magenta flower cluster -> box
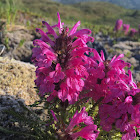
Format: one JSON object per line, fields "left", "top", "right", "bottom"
{"left": 32, "top": 12, "right": 94, "bottom": 104}
{"left": 83, "top": 50, "right": 140, "bottom": 139}
{"left": 114, "top": 19, "right": 123, "bottom": 32}
{"left": 123, "top": 24, "right": 130, "bottom": 35}
{"left": 114, "top": 19, "right": 140, "bottom": 36}
{"left": 51, "top": 107, "right": 99, "bottom": 139}
{"left": 32, "top": 13, "right": 140, "bottom": 140}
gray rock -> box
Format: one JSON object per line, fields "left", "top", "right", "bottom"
{"left": 113, "top": 42, "right": 132, "bottom": 50}
{"left": 129, "top": 57, "right": 139, "bottom": 67}
{"left": 0, "top": 95, "right": 47, "bottom": 140}
{"left": 134, "top": 54, "right": 140, "bottom": 61}
{"left": 123, "top": 49, "right": 133, "bottom": 58}
{"left": 135, "top": 72, "right": 140, "bottom": 82}
{"left": 0, "top": 44, "right": 5, "bottom": 55}
{"left": 2, "top": 29, "right": 34, "bottom": 62}
{"left": 0, "top": 95, "right": 29, "bottom": 139}
{"left": 8, "top": 41, "right": 34, "bottom": 62}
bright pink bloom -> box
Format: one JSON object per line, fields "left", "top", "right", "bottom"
{"left": 122, "top": 127, "right": 136, "bottom": 140}
{"left": 66, "top": 107, "right": 93, "bottom": 132}
{"left": 68, "top": 107, "right": 99, "bottom": 140}
{"left": 84, "top": 49, "right": 131, "bottom": 102}
{"left": 129, "top": 28, "right": 138, "bottom": 37}
{"left": 32, "top": 12, "right": 94, "bottom": 104}
{"left": 123, "top": 24, "right": 130, "bottom": 35}
{"left": 50, "top": 110, "right": 58, "bottom": 122}
{"left": 49, "top": 63, "right": 65, "bottom": 83}
{"left": 114, "top": 19, "right": 123, "bottom": 31}
{"left": 99, "top": 93, "right": 140, "bottom": 139}
{"left": 51, "top": 107, "right": 99, "bottom": 140}
{"left": 81, "top": 48, "right": 140, "bottom": 139}
{"left": 72, "top": 124, "right": 99, "bottom": 140}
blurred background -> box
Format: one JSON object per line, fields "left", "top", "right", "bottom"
{"left": 1, "top": 0, "right": 140, "bottom": 30}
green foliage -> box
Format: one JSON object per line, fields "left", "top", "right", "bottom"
{"left": 0, "top": 0, "right": 140, "bottom": 37}
{"left": 1, "top": 0, "right": 139, "bottom": 28}
{"left": 19, "top": 39, "right": 25, "bottom": 47}
{"left": 0, "top": 106, "right": 53, "bottom": 139}
{"left": 26, "top": 96, "right": 123, "bottom": 139}
{"left": 4, "top": 37, "right": 10, "bottom": 50}
{"left": 125, "top": 51, "right": 131, "bottom": 58}
{"left": 0, "top": 0, "right": 21, "bottom": 24}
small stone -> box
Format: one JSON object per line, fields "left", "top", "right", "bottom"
{"left": 134, "top": 54, "right": 140, "bottom": 61}
{"left": 129, "top": 57, "right": 138, "bottom": 66}
{"left": 113, "top": 42, "right": 132, "bottom": 50}
{"left": 123, "top": 50, "right": 132, "bottom": 58}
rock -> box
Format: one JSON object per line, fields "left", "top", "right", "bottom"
{"left": 5, "top": 41, "right": 34, "bottom": 62}
{"left": 0, "top": 57, "right": 39, "bottom": 105}
{"left": 6, "top": 29, "right": 33, "bottom": 43}
{"left": 129, "top": 57, "right": 139, "bottom": 67}
{"left": 123, "top": 50, "right": 132, "bottom": 58}
{"left": 134, "top": 54, "right": 140, "bottom": 61}
{"left": 0, "top": 95, "right": 47, "bottom": 140}
{"left": 0, "top": 95, "right": 30, "bottom": 139}
{"left": 0, "top": 44, "right": 5, "bottom": 55}
{"left": 135, "top": 72, "right": 140, "bottom": 82}
{"left": 113, "top": 42, "right": 132, "bottom": 50}
{"left": 2, "top": 29, "right": 34, "bottom": 62}
{"left": 125, "top": 41, "right": 140, "bottom": 47}
{"left": 95, "top": 35, "right": 101, "bottom": 41}
{"left": 115, "top": 48, "right": 123, "bottom": 55}
{"left": 0, "top": 57, "right": 49, "bottom": 139}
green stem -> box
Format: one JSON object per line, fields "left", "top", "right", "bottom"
{"left": 88, "top": 97, "right": 104, "bottom": 116}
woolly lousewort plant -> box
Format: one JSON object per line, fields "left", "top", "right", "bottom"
{"left": 32, "top": 12, "right": 94, "bottom": 104}
{"left": 114, "top": 19, "right": 123, "bottom": 32}
{"left": 32, "top": 13, "right": 140, "bottom": 140}
{"left": 51, "top": 107, "right": 99, "bottom": 140}
{"left": 123, "top": 24, "right": 130, "bottom": 35}
{"left": 129, "top": 28, "right": 138, "bottom": 37}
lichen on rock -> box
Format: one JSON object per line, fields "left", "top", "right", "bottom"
{"left": 0, "top": 57, "right": 39, "bottom": 105}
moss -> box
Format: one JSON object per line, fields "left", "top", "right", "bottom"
{"left": 0, "top": 57, "right": 39, "bottom": 105}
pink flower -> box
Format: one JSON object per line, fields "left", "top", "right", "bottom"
{"left": 83, "top": 49, "right": 140, "bottom": 139}
{"left": 51, "top": 107, "right": 99, "bottom": 140}
{"left": 68, "top": 107, "right": 99, "bottom": 140}
{"left": 72, "top": 124, "right": 99, "bottom": 140}
{"left": 50, "top": 110, "right": 58, "bottom": 122}
{"left": 114, "top": 19, "right": 123, "bottom": 31}
{"left": 123, "top": 24, "right": 130, "bottom": 35}
{"left": 84, "top": 49, "right": 131, "bottom": 102}
{"left": 127, "top": 70, "right": 137, "bottom": 89}
{"left": 49, "top": 63, "right": 65, "bottom": 83}
{"left": 129, "top": 28, "right": 138, "bottom": 37}
{"left": 66, "top": 107, "right": 93, "bottom": 132}
{"left": 32, "top": 12, "right": 94, "bottom": 104}
{"left": 122, "top": 127, "right": 136, "bottom": 140}
{"left": 99, "top": 89, "right": 140, "bottom": 139}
